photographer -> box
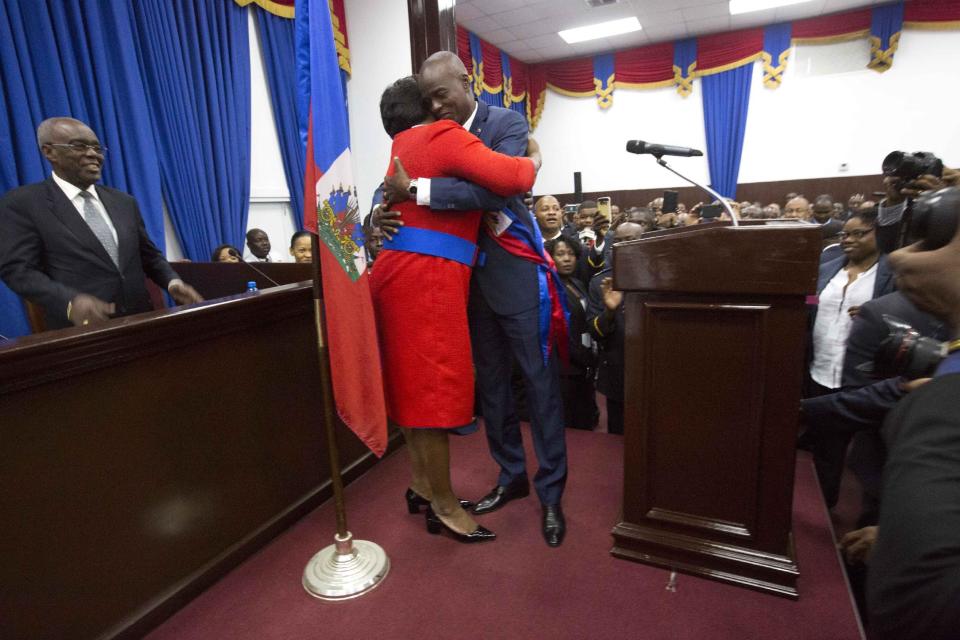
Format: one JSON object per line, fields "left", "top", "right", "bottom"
{"left": 877, "top": 151, "right": 960, "bottom": 254}
{"left": 865, "top": 187, "right": 960, "bottom": 639}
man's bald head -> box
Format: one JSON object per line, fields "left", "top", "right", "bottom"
{"left": 421, "top": 51, "right": 468, "bottom": 76}
{"left": 614, "top": 222, "right": 644, "bottom": 243}
{"left": 37, "top": 117, "right": 91, "bottom": 147}
{"left": 37, "top": 117, "right": 104, "bottom": 189}
{"left": 418, "top": 51, "right": 475, "bottom": 125}
{"left": 784, "top": 196, "right": 811, "bottom": 220}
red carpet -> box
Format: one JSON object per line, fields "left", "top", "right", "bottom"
{"left": 147, "top": 428, "right": 863, "bottom": 640}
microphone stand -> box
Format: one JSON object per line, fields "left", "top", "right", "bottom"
{"left": 652, "top": 156, "right": 739, "bottom": 227}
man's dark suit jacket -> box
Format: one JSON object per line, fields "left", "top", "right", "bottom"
{"left": 0, "top": 178, "right": 179, "bottom": 329}
{"left": 802, "top": 292, "right": 948, "bottom": 520}
{"left": 427, "top": 100, "right": 538, "bottom": 315}
{"left": 803, "top": 292, "right": 946, "bottom": 436}
{"left": 586, "top": 268, "right": 624, "bottom": 402}
{"left": 867, "top": 371, "right": 960, "bottom": 640}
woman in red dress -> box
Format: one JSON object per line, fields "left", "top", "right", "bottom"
{"left": 371, "top": 77, "right": 539, "bottom": 542}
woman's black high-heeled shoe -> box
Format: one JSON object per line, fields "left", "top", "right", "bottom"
{"left": 405, "top": 489, "right": 474, "bottom": 514}
{"left": 425, "top": 506, "right": 496, "bottom": 543}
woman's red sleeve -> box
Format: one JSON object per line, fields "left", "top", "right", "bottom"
{"left": 430, "top": 122, "right": 535, "bottom": 197}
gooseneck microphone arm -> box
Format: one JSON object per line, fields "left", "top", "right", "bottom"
{"left": 653, "top": 157, "right": 739, "bottom": 227}
{"left": 228, "top": 249, "right": 281, "bottom": 286}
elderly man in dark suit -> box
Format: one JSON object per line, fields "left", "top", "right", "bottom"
{"left": 0, "top": 117, "right": 201, "bottom": 329}
{"left": 379, "top": 52, "right": 568, "bottom": 546}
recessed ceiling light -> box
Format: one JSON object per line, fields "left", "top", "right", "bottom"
{"left": 729, "top": 0, "right": 812, "bottom": 15}
{"left": 558, "top": 17, "right": 642, "bottom": 44}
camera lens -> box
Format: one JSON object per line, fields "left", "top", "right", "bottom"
{"left": 909, "top": 187, "right": 960, "bottom": 250}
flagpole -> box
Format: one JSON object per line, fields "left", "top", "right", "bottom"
{"left": 302, "top": 235, "right": 389, "bottom": 600}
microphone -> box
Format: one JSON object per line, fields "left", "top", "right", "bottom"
{"left": 626, "top": 140, "right": 703, "bottom": 158}
{"left": 229, "top": 249, "right": 281, "bottom": 287}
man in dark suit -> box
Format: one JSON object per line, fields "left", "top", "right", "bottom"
{"left": 586, "top": 222, "right": 644, "bottom": 435}
{"left": 866, "top": 211, "right": 960, "bottom": 639}
{"left": 0, "top": 117, "right": 201, "bottom": 330}
{"left": 380, "top": 53, "right": 568, "bottom": 546}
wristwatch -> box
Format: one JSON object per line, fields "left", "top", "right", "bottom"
{"left": 408, "top": 179, "right": 418, "bottom": 198}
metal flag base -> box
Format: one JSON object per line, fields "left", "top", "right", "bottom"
{"left": 302, "top": 531, "right": 390, "bottom": 601}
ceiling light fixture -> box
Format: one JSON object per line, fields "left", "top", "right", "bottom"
{"left": 729, "top": 0, "right": 812, "bottom": 15}
{"left": 558, "top": 17, "right": 641, "bottom": 44}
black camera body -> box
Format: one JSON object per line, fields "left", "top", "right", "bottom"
{"left": 905, "top": 187, "right": 960, "bottom": 251}
{"left": 872, "top": 315, "right": 948, "bottom": 379}
{"left": 883, "top": 151, "right": 944, "bottom": 181}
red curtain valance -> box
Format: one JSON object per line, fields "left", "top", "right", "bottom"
{"left": 455, "top": 0, "right": 960, "bottom": 130}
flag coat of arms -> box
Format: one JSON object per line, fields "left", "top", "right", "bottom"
{"left": 296, "top": 0, "right": 387, "bottom": 456}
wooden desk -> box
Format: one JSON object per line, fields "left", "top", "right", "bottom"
{"left": 0, "top": 283, "right": 394, "bottom": 640}
{"left": 170, "top": 262, "right": 313, "bottom": 300}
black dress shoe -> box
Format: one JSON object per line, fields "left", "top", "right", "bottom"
{"left": 542, "top": 504, "right": 566, "bottom": 547}
{"left": 472, "top": 480, "right": 530, "bottom": 515}
{"left": 425, "top": 507, "right": 496, "bottom": 543}
{"left": 405, "top": 489, "right": 475, "bottom": 514}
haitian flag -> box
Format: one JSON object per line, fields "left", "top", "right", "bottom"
{"left": 296, "top": 0, "right": 387, "bottom": 456}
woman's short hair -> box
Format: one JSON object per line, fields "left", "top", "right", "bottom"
{"left": 380, "top": 76, "right": 429, "bottom": 138}
{"left": 211, "top": 244, "right": 240, "bottom": 262}
{"left": 546, "top": 236, "right": 582, "bottom": 259}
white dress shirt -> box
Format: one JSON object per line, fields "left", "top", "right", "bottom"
{"left": 51, "top": 171, "right": 118, "bottom": 245}
{"left": 810, "top": 262, "right": 879, "bottom": 389}
{"left": 242, "top": 248, "right": 287, "bottom": 263}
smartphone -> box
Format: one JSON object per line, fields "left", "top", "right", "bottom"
{"left": 662, "top": 190, "right": 679, "bottom": 214}
{"left": 700, "top": 204, "right": 722, "bottom": 219}
{"left": 597, "top": 196, "right": 611, "bottom": 222}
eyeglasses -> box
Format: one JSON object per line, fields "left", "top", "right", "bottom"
{"left": 46, "top": 142, "right": 107, "bottom": 155}
{"left": 838, "top": 228, "right": 875, "bottom": 240}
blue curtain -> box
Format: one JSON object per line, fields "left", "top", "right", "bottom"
{"left": 701, "top": 64, "right": 753, "bottom": 199}
{"left": 132, "top": 0, "right": 252, "bottom": 260}
{"left": 255, "top": 10, "right": 305, "bottom": 229}
{"left": 0, "top": 0, "right": 164, "bottom": 338}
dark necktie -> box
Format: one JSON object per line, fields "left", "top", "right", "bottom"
{"left": 79, "top": 191, "right": 119, "bottom": 267}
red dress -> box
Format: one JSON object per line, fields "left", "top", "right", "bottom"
{"left": 370, "top": 119, "right": 536, "bottom": 428}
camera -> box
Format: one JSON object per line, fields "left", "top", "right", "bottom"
{"left": 882, "top": 151, "right": 944, "bottom": 181}
{"left": 903, "top": 186, "right": 960, "bottom": 251}
{"left": 871, "top": 315, "right": 948, "bottom": 379}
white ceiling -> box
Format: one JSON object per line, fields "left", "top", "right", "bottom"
{"left": 455, "top": 0, "right": 891, "bottom": 63}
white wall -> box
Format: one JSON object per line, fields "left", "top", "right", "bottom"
{"left": 532, "top": 29, "right": 960, "bottom": 197}
{"left": 342, "top": 0, "right": 413, "bottom": 213}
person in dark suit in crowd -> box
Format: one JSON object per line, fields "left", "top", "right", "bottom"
{"left": 211, "top": 244, "right": 242, "bottom": 262}
{"left": 0, "top": 117, "right": 202, "bottom": 330}
{"left": 806, "top": 209, "right": 894, "bottom": 505}
{"left": 547, "top": 236, "right": 597, "bottom": 431}
{"left": 289, "top": 231, "right": 312, "bottom": 264}
{"left": 812, "top": 194, "right": 844, "bottom": 263}
{"left": 803, "top": 289, "right": 945, "bottom": 617}
{"left": 866, "top": 203, "right": 960, "bottom": 639}
{"left": 587, "top": 221, "right": 644, "bottom": 435}
{"left": 378, "top": 51, "right": 569, "bottom": 546}
{"left": 534, "top": 195, "right": 577, "bottom": 245}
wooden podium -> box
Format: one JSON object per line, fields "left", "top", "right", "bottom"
{"left": 609, "top": 221, "right": 821, "bottom": 599}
